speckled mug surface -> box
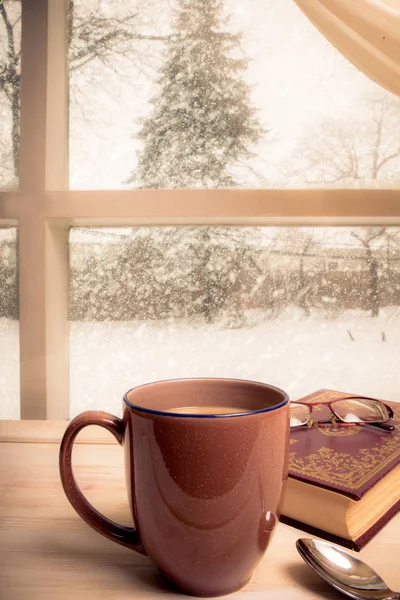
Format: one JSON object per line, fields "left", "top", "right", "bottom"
{"left": 59, "top": 378, "right": 290, "bottom": 597}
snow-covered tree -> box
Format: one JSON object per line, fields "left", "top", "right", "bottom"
{"left": 131, "top": 0, "right": 263, "bottom": 188}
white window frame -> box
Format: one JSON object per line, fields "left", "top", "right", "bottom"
{"left": 1, "top": 0, "right": 400, "bottom": 419}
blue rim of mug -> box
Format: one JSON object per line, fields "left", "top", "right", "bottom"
{"left": 123, "top": 377, "right": 289, "bottom": 418}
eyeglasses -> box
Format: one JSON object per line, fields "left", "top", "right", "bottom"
{"left": 290, "top": 396, "right": 395, "bottom": 432}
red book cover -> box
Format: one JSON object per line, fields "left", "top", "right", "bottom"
{"left": 280, "top": 389, "right": 400, "bottom": 550}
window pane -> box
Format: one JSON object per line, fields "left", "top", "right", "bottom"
{"left": 0, "top": 227, "right": 19, "bottom": 418}
{"left": 0, "top": 1, "right": 21, "bottom": 189}
{"left": 69, "top": 226, "right": 400, "bottom": 417}
{"left": 68, "top": 0, "right": 400, "bottom": 190}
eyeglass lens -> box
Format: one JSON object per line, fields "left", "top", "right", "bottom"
{"left": 289, "top": 403, "right": 310, "bottom": 427}
{"left": 332, "top": 398, "right": 390, "bottom": 423}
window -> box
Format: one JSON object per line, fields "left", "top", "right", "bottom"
{"left": 69, "top": 0, "right": 400, "bottom": 190}
{"left": 0, "top": 0, "right": 399, "bottom": 420}
{"left": 69, "top": 226, "right": 400, "bottom": 417}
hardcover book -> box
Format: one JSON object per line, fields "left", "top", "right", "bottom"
{"left": 281, "top": 389, "right": 400, "bottom": 551}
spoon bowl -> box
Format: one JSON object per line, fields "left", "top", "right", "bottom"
{"left": 296, "top": 538, "right": 400, "bottom": 600}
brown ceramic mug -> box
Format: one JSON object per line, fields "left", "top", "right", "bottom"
{"left": 59, "top": 378, "right": 289, "bottom": 597}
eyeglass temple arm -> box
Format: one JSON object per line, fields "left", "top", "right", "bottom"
{"left": 372, "top": 421, "right": 395, "bottom": 431}
{"left": 318, "top": 419, "right": 395, "bottom": 432}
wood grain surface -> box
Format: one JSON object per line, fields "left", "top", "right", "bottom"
{"left": 1, "top": 420, "right": 400, "bottom": 600}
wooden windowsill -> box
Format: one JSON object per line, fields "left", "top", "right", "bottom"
{"left": 0, "top": 419, "right": 118, "bottom": 444}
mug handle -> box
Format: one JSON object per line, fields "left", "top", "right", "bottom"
{"left": 59, "top": 410, "right": 146, "bottom": 555}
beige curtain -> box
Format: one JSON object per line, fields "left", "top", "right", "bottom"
{"left": 294, "top": 0, "right": 400, "bottom": 96}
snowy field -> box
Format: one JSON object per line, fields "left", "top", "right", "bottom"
{"left": 0, "top": 318, "right": 20, "bottom": 419}
{"left": 69, "top": 308, "right": 400, "bottom": 418}
{"left": 1, "top": 309, "right": 400, "bottom": 419}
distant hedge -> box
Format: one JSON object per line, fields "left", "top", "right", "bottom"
{"left": 68, "top": 230, "right": 265, "bottom": 323}
{"left": 0, "top": 242, "right": 18, "bottom": 319}
{"left": 68, "top": 231, "right": 400, "bottom": 322}
{"left": 2, "top": 234, "right": 400, "bottom": 322}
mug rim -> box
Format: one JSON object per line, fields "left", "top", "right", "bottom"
{"left": 123, "top": 377, "right": 289, "bottom": 418}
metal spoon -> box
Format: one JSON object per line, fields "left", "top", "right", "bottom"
{"left": 296, "top": 538, "right": 400, "bottom": 600}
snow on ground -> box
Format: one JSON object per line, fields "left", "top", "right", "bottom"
{"left": 0, "top": 318, "right": 20, "bottom": 419}
{"left": 69, "top": 307, "right": 400, "bottom": 418}
{"left": 1, "top": 308, "right": 399, "bottom": 419}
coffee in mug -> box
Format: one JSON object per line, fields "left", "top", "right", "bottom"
{"left": 166, "top": 405, "right": 250, "bottom": 414}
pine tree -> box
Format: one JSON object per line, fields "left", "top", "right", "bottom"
{"left": 131, "top": 0, "right": 263, "bottom": 188}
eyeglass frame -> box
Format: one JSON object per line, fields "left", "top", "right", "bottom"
{"left": 290, "top": 395, "right": 395, "bottom": 432}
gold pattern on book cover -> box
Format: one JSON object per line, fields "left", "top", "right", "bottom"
{"left": 289, "top": 391, "right": 400, "bottom": 490}
{"left": 317, "top": 424, "right": 360, "bottom": 436}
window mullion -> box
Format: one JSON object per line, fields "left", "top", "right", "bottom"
{"left": 18, "top": 0, "right": 69, "bottom": 419}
